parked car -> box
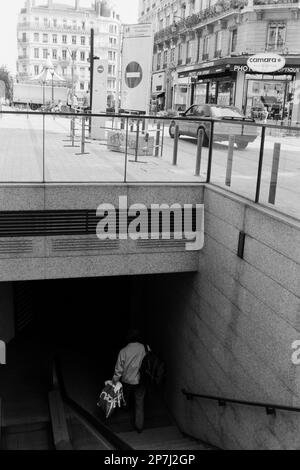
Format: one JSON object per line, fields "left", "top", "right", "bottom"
{"left": 169, "top": 104, "right": 258, "bottom": 149}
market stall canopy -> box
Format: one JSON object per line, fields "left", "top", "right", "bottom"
{"left": 31, "top": 57, "right": 65, "bottom": 83}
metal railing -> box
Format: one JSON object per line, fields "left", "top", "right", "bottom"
{"left": 0, "top": 109, "right": 299, "bottom": 220}
{"left": 182, "top": 389, "right": 300, "bottom": 417}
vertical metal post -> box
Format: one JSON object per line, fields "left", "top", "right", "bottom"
{"left": 268, "top": 142, "right": 281, "bottom": 205}
{"left": 161, "top": 122, "right": 165, "bottom": 158}
{"left": 71, "top": 116, "right": 75, "bottom": 147}
{"left": 89, "top": 28, "right": 94, "bottom": 135}
{"left": 135, "top": 119, "right": 140, "bottom": 162}
{"left": 195, "top": 129, "right": 203, "bottom": 176}
{"left": 225, "top": 135, "right": 235, "bottom": 187}
{"left": 173, "top": 124, "right": 179, "bottom": 166}
{"left": 124, "top": 117, "right": 129, "bottom": 183}
{"left": 155, "top": 122, "right": 161, "bottom": 157}
{"left": 43, "top": 114, "right": 45, "bottom": 183}
{"left": 206, "top": 121, "right": 214, "bottom": 183}
{"left": 255, "top": 126, "right": 266, "bottom": 204}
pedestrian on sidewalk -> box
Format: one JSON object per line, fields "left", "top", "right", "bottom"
{"left": 112, "top": 329, "right": 147, "bottom": 433}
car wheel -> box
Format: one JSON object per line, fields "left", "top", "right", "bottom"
{"left": 197, "top": 127, "right": 209, "bottom": 147}
{"left": 237, "top": 142, "right": 248, "bottom": 150}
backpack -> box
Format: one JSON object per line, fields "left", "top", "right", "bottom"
{"left": 140, "top": 345, "right": 166, "bottom": 386}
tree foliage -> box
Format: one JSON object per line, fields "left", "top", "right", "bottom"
{"left": 0, "top": 66, "right": 13, "bottom": 101}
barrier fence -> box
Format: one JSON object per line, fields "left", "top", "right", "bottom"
{"left": 0, "top": 110, "right": 299, "bottom": 220}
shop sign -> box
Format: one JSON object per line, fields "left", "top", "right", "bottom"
{"left": 247, "top": 53, "right": 285, "bottom": 73}
{"left": 233, "top": 64, "right": 300, "bottom": 74}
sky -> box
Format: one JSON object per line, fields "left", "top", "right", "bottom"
{"left": 0, "top": 0, "right": 139, "bottom": 74}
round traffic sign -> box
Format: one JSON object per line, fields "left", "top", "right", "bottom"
{"left": 97, "top": 65, "right": 104, "bottom": 74}
{"left": 125, "top": 62, "right": 143, "bottom": 89}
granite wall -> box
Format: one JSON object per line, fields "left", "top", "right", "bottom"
{"left": 0, "top": 283, "right": 14, "bottom": 344}
{"left": 145, "top": 186, "right": 300, "bottom": 450}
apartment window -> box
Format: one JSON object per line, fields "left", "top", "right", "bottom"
{"left": 267, "top": 23, "right": 286, "bottom": 50}
{"left": 34, "top": 65, "right": 39, "bottom": 75}
{"left": 72, "top": 36, "right": 77, "bottom": 45}
{"left": 34, "top": 33, "right": 39, "bottom": 42}
{"left": 186, "top": 41, "right": 193, "bottom": 63}
{"left": 80, "top": 82, "right": 85, "bottom": 91}
{"left": 163, "top": 50, "right": 168, "bottom": 66}
{"left": 215, "top": 30, "right": 223, "bottom": 57}
{"left": 44, "top": 18, "right": 48, "bottom": 27}
{"left": 81, "top": 36, "right": 85, "bottom": 45}
{"left": 34, "top": 48, "right": 39, "bottom": 59}
{"left": 72, "top": 51, "right": 77, "bottom": 61}
{"left": 157, "top": 52, "right": 161, "bottom": 70}
{"left": 52, "top": 34, "right": 57, "bottom": 44}
{"left": 62, "top": 67, "right": 67, "bottom": 76}
{"left": 53, "top": 19, "right": 57, "bottom": 27}
{"left": 108, "top": 51, "right": 112, "bottom": 60}
{"left": 35, "top": 17, "right": 39, "bottom": 25}
{"left": 203, "top": 35, "right": 210, "bottom": 59}
{"left": 170, "top": 47, "right": 175, "bottom": 64}
{"left": 22, "top": 33, "right": 27, "bottom": 42}
{"left": 22, "top": 48, "right": 27, "bottom": 58}
{"left": 108, "top": 64, "right": 113, "bottom": 75}
{"left": 80, "top": 51, "right": 85, "bottom": 61}
{"left": 178, "top": 43, "right": 183, "bottom": 64}
{"left": 109, "top": 25, "right": 114, "bottom": 33}
{"left": 62, "top": 50, "right": 67, "bottom": 60}
{"left": 43, "top": 49, "right": 48, "bottom": 59}
{"left": 62, "top": 35, "right": 67, "bottom": 44}
{"left": 166, "top": 15, "right": 170, "bottom": 27}
{"left": 230, "top": 29, "right": 237, "bottom": 53}
{"left": 80, "top": 67, "right": 85, "bottom": 75}
{"left": 43, "top": 34, "right": 48, "bottom": 43}
{"left": 52, "top": 49, "right": 57, "bottom": 60}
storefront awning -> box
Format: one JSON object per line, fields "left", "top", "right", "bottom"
{"left": 178, "top": 56, "right": 300, "bottom": 79}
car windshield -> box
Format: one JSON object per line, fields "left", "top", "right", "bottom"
{"left": 211, "top": 107, "right": 243, "bottom": 118}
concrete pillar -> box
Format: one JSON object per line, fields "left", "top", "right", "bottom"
{"left": 0, "top": 283, "right": 15, "bottom": 344}
{"left": 75, "top": 0, "right": 80, "bottom": 10}
{"left": 291, "top": 72, "right": 300, "bottom": 124}
{"left": 235, "top": 71, "right": 245, "bottom": 112}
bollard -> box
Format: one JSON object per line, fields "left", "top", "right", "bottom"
{"left": 195, "top": 129, "right": 204, "bottom": 176}
{"left": 225, "top": 135, "right": 235, "bottom": 187}
{"left": 155, "top": 122, "right": 161, "bottom": 157}
{"left": 172, "top": 125, "right": 179, "bottom": 166}
{"left": 76, "top": 116, "right": 90, "bottom": 155}
{"left": 268, "top": 142, "right": 281, "bottom": 205}
{"left": 161, "top": 122, "right": 165, "bottom": 157}
{"left": 135, "top": 119, "right": 140, "bottom": 162}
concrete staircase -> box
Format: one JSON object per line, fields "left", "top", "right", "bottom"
{"left": 118, "top": 425, "right": 213, "bottom": 450}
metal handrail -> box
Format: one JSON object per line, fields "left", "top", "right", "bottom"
{"left": 182, "top": 389, "right": 300, "bottom": 416}
{"left": 53, "top": 357, "right": 133, "bottom": 451}
{"left": 0, "top": 109, "right": 300, "bottom": 131}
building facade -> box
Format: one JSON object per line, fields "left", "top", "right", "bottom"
{"left": 140, "top": 0, "right": 300, "bottom": 123}
{"left": 17, "top": 0, "right": 121, "bottom": 106}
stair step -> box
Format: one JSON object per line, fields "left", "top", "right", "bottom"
{"left": 2, "top": 421, "right": 54, "bottom": 450}
{"left": 118, "top": 426, "right": 184, "bottom": 446}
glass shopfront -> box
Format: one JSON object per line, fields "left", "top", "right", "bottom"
{"left": 244, "top": 74, "right": 295, "bottom": 122}
{"left": 193, "top": 77, "right": 235, "bottom": 107}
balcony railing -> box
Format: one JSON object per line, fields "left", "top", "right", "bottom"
{"left": 155, "top": 0, "right": 248, "bottom": 44}
{"left": 254, "top": 0, "right": 299, "bottom": 5}
{"left": 17, "top": 22, "right": 90, "bottom": 35}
